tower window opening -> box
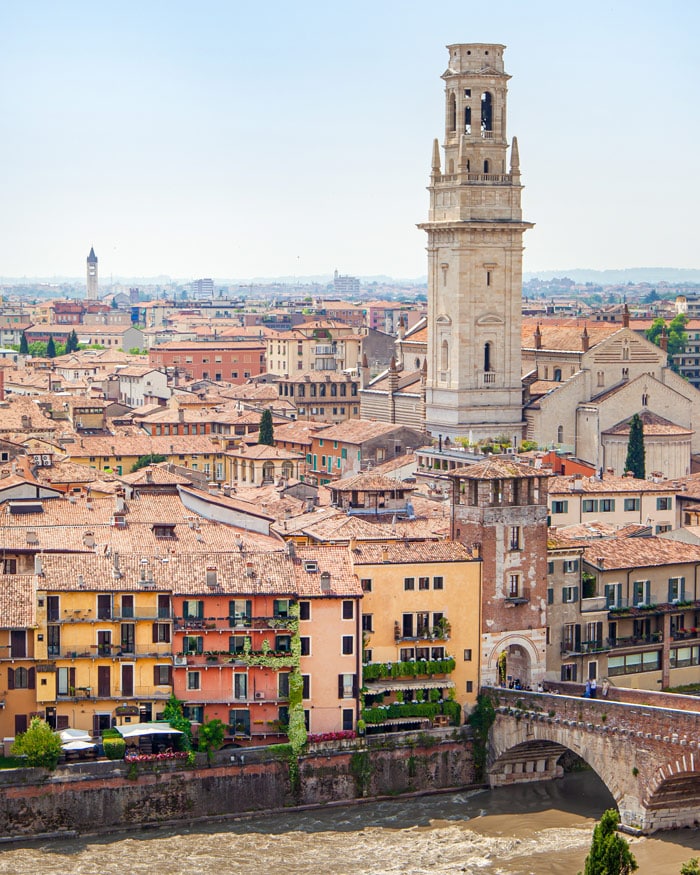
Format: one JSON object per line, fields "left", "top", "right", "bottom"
{"left": 481, "top": 91, "right": 493, "bottom": 132}
{"left": 486, "top": 271, "right": 491, "bottom": 287}
{"left": 464, "top": 106, "right": 471, "bottom": 134}
{"left": 441, "top": 340, "right": 449, "bottom": 371}
{"left": 553, "top": 368, "right": 562, "bottom": 382}
{"left": 464, "top": 89, "right": 471, "bottom": 97}
{"left": 449, "top": 93, "right": 456, "bottom": 132}
{"left": 557, "top": 425, "right": 564, "bottom": 443}
{"left": 483, "top": 160, "right": 489, "bottom": 173}
{"left": 484, "top": 342, "right": 492, "bottom": 373}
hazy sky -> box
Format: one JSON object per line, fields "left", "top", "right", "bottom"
{"left": 1, "top": 1, "right": 698, "bottom": 281}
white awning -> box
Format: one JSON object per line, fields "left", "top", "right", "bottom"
{"left": 116, "top": 722, "right": 183, "bottom": 739}
{"left": 58, "top": 728, "right": 91, "bottom": 742}
{"left": 365, "top": 678, "right": 455, "bottom": 695}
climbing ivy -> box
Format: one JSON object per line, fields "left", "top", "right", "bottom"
{"left": 468, "top": 693, "right": 496, "bottom": 781}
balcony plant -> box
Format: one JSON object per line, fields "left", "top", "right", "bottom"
{"left": 432, "top": 617, "right": 451, "bottom": 640}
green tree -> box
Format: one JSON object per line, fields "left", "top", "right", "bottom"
{"left": 198, "top": 718, "right": 226, "bottom": 763}
{"left": 258, "top": 408, "right": 274, "bottom": 446}
{"left": 646, "top": 314, "right": 688, "bottom": 374}
{"left": 11, "top": 717, "right": 63, "bottom": 769}
{"left": 582, "top": 809, "right": 637, "bottom": 875}
{"left": 66, "top": 329, "right": 79, "bottom": 353}
{"left": 680, "top": 860, "right": 700, "bottom": 875}
{"left": 19, "top": 332, "right": 29, "bottom": 355}
{"left": 624, "top": 413, "right": 645, "bottom": 479}
{"left": 130, "top": 453, "right": 167, "bottom": 472}
{"left": 46, "top": 336, "right": 56, "bottom": 358}
{"left": 162, "top": 693, "right": 192, "bottom": 749}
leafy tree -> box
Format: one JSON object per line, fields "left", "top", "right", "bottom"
{"left": 130, "top": 453, "right": 167, "bottom": 472}
{"left": 680, "top": 860, "right": 700, "bottom": 875}
{"left": 19, "top": 332, "right": 29, "bottom": 355}
{"left": 11, "top": 717, "right": 63, "bottom": 769}
{"left": 624, "top": 413, "right": 645, "bottom": 479}
{"left": 467, "top": 693, "right": 496, "bottom": 781}
{"left": 258, "top": 408, "right": 274, "bottom": 446}
{"left": 162, "top": 693, "right": 192, "bottom": 749}
{"left": 646, "top": 313, "right": 688, "bottom": 374}
{"left": 111, "top": 297, "right": 119, "bottom": 309}
{"left": 582, "top": 809, "right": 637, "bottom": 875}
{"left": 198, "top": 718, "right": 226, "bottom": 762}
{"left": 46, "top": 336, "right": 56, "bottom": 358}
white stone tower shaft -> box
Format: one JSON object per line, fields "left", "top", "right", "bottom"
{"left": 420, "top": 43, "right": 533, "bottom": 441}
{"left": 86, "top": 247, "right": 98, "bottom": 301}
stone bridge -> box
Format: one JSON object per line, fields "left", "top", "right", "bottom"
{"left": 486, "top": 685, "right": 700, "bottom": 833}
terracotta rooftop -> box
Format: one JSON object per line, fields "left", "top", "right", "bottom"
{"left": 602, "top": 411, "right": 693, "bottom": 437}
{"left": 583, "top": 537, "right": 700, "bottom": 571}
{"left": 331, "top": 473, "right": 416, "bottom": 493}
{"left": 313, "top": 420, "right": 421, "bottom": 444}
{"left": 350, "top": 541, "right": 473, "bottom": 565}
{"left": 549, "top": 473, "right": 676, "bottom": 495}
{"left": 521, "top": 317, "right": 622, "bottom": 351}
{"left": 450, "top": 459, "right": 547, "bottom": 480}
{"left": 0, "top": 577, "right": 36, "bottom": 628}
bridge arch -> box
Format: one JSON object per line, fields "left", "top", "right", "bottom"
{"left": 644, "top": 757, "right": 700, "bottom": 830}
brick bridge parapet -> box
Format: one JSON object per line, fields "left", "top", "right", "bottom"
{"left": 485, "top": 685, "right": 700, "bottom": 833}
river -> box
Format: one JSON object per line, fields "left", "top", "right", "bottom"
{"left": 1, "top": 772, "right": 699, "bottom": 874}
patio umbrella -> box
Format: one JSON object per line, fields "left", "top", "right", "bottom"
{"left": 116, "top": 722, "right": 183, "bottom": 739}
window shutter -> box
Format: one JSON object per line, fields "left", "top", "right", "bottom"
{"left": 352, "top": 674, "right": 358, "bottom": 698}
{"left": 668, "top": 581, "right": 674, "bottom": 602}
{"left": 595, "top": 622, "right": 603, "bottom": 644}
{"left": 681, "top": 577, "right": 686, "bottom": 600}
{"left": 338, "top": 675, "right": 344, "bottom": 699}
{"left": 153, "top": 666, "right": 159, "bottom": 686}
{"left": 152, "top": 623, "right": 158, "bottom": 643}
{"left": 167, "top": 665, "right": 172, "bottom": 685}
{"left": 547, "top": 588, "right": 553, "bottom": 605}
{"left": 561, "top": 588, "right": 567, "bottom": 603}
{"left": 69, "top": 668, "right": 76, "bottom": 690}
{"left": 28, "top": 668, "right": 35, "bottom": 690}
{"left": 7, "top": 668, "right": 14, "bottom": 690}
{"left": 574, "top": 625, "right": 581, "bottom": 650}
{"left": 572, "top": 586, "right": 579, "bottom": 603}
{"left": 246, "top": 600, "right": 252, "bottom": 618}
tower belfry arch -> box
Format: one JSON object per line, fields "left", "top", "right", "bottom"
{"left": 420, "top": 44, "right": 533, "bottom": 441}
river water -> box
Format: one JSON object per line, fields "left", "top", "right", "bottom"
{"left": 1, "top": 773, "right": 699, "bottom": 874}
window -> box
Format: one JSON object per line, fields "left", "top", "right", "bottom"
{"left": 404, "top": 577, "right": 415, "bottom": 591}
{"left": 433, "top": 576, "right": 444, "bottom": 590}
{"left": 47, "top": 595, "right": 59, "bottom": 621}
{"left": 418, "top": 577, "right": 430, "bottom": 591}
{"left": 229, "top": 709, "right": 250, "bottom": 736}
{"left": 299, "top": 601, "right": 311, "bottom": 621}
{"left": 609, "top": 651, "right": 661, "bottom": 676}
{"left": 183, "top": 599, "right": 204, "bottom": 620}
{"left": 234, "top": 674, "right": 248, "bottom": 701}
{"left": 563, "top": 559, "right": 579, "bottom": 573}
{"left": 657, "top": 497, "right": 672, "bottom": 510}
{"left": 466, "top": 681, "right": 474, "bottom": 693}
{"left": 300, "top": 636, "right": 310, "bottom": 656}
{"left": 273, "top": 599, "right": 291, "bottom": 618}
{"left": 668, "top": 577, "right": 686, "bottom": 603}
{"left": 275, "top": 635, "right": 292, "bottom": 652}
{"left": 582, "top": 499, "right": 598, "bottom": 513}
{"left": 547, "top": 588, "right": 554, "bottom": 605}
{"left": 633, "top": 580, "right": 651, "bottom": 607}
{"left": 48, "top": 625, "right": 60, "bottom": 657}
{"left": 400, "top": 648, "right": 414, "bottom": 661}
{"left": 547, "top": 561, "right": 554, "bottom": 575}
{"left": 229, "top": 599, "right": 252, "bottom": 627}
{"left": 463, "top": 649, "right": 472, "bottom": 661}
{"left": 600, "top": 499, "right": 615, "bottom": 512}
{"left": 152, "top": 623, "right": 171, "bottom": 643}
{"left": 361, "top": 614, "right": 373, "bottom": 632}
{"left": 508, "top": 574, "right": 520, "bottom": 598}
{"left": 605, "top": 583, "right": 622, "bottom": 608}
{"left": 342, "top": 709, "right": 354, "bottom": 731}
{"left": 302, "top": 675, "right": 310, "bottom": 699}
{"left": 3, "top": 558, "right": 17, "bottom": 574}
{"left": 509, "top": 526, "right": 520, "bottom": 550}
{"left": 183, "top": 635, "right": 203, "bottom": 654}
{"left": 9, "top": 667, "right": 34, "bottom": 689}
{"left": 341, "top": 635, "right": 354, "bottom": 655}
{"left": 121, "top": 595, "right": 134, "bottom": 618}
{"left": 656, "top": 524, "right": 672, "bottom": 534}
{"left": 154, "top": 664, "right": 171, "bottom": 685}
{"left": 97, "top": 594, "right": 112, "bottom": 620}
{"left": 624, "top": 498, "right": 640, "bottom": 512}
{"left": 561, "top": 664, "right": 578, "bottom": 682}
{"left": 562, "top": 585, "right": 579, "bottom": 603}
{"left": 342, "top": 600, "right": 354, "bottom": 620}
{"left": 564, "top": 624, "right": 581, "bottom": 651}
{"left": 360, "top": 578, "right": 372, "bottom": 592}
{"left": 551, "top": 500, "right": 568, "bottom": 514}
{"left": 187, "top": 671, "right": 201, "bottom": 691}
{"left": 338, "top": 673, "right": 355, "bottom": 699}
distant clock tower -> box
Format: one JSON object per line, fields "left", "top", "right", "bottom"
{"left": 420, "top": 44, "right": 533, "bottom": 441}
{"left": 86, "top": 246, "right": 98, "bottom": 301}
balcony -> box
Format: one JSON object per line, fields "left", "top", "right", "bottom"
{"left": 606, "top": 633, "right": 662, "bottom": 650}
{"left": 173, "top": 616, "right": 293, "bottom": 632}
{"left": 55, "top": 645, "right": 173, "bottom": 659}
{"left": 581, "top": 596, "right": 608, "bottom": 613}
{"left": 671, "top": 628, "right": 699, "bottom": 642}
{"left": 560, "top": 639, "right": 610, "bottom": 656}
{"left": 505, "top": 587, "right": 530, "bottom": 606}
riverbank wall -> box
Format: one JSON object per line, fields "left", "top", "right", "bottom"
{"left": 0, "top": 728, "right": 476, "bottom": 839}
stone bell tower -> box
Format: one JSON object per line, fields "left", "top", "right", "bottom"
{"left": 420, "top": 44, "right": 533, "bottom": 442}
{"left": 86, "top": 247, "right": 98, "bottom": 301}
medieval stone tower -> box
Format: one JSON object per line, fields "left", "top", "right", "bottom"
{"left": 421, "top": 44, "right": 532, "bottom": 442}
{"left": 86, "top": 246, "right": 98, "bottom": 300}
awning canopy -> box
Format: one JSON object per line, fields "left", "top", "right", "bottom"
{"left": 116, "top": 722, "right": 183, "bottom": 739}
{"left": 58, "top": 728, "right": 92, "bottom": 742}
{"left": 364, "top": 678, "right": 455, "bottom": 696}
{"left": 62, "top": 740, "right": 96, "bottom": 751}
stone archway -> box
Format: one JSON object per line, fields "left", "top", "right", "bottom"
{"left": 504, "top": 643, "right": 531, "bottom": 688}
{"left": 486, "top": 633, "right": 544, "bottom": 688}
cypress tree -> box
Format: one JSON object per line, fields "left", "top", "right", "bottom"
{"left": 19, "top": 332, "right": 29, "bottom": 355}
{"left": 258, "top": 408, "right": 274, "bottom": 446}
{"left": 46, "top": 336, "right": 56, "bottom": 358}
{"left": 582, "top": 809, "right": 637, "bottom": 875}
{"left": 624, "top": 413, "right": 645, "bottom": 479}
{"left": 67, "top": 329, "right": 79, "bottom": 352}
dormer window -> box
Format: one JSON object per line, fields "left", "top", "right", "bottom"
{"left": 152, "top": 523, "right": 176, "bottom": 539}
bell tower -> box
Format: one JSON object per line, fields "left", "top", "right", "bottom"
{"left": 420, "top": 44, "right": 533, "bottom": 441}
{"left": 86, "top": 246, "right": 98, "bottom": 301}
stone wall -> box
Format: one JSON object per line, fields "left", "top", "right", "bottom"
{"left": 0, "top": 730, "right": 476, "bottom": 840}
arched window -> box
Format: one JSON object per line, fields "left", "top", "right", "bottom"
{"left": 449, "top": 93, "right": 456, "bottom": 131}
{"left": 281, "top": 462, "right": 293, "bottom": 480}
{"left": 553, "top": 368, "right": 562, "bottom": 382}
{"left": 262, "top": 462, "right": 274, "bottom": 482}
{"left": 557, "top": 425, "right": 564, "bottom": 443}
{"left": 642, "top": 393, "right": 648, "bottom": 406}
{"left": 481, "top": 91, "right": 493, "bottom": 132}
{"left": 441, "top": 340, "right": 449, "bottom": 371}
{"left": 464, "top": 105, "right": 471, "bottom": 134}
{"left": 484, "top": 342, "right": 492, "bottom": 372}
{"left": 415, "top": 357, "right": 421, "bottom": 370}
{"left": 622, "top": 367, "right": 629, "bottom": 379}
{"left": 483, "top": 159, "right": 490, "bottom": 173}
{"left": 622, "top": 346, "right": 630, "bottom": 361}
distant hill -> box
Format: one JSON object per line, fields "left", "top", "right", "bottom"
{"left": 524, "top": 268, "right": 700, "bottom": 284}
